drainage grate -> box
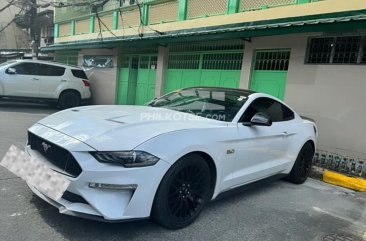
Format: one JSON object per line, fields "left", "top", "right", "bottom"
{"left": 321, "top": 233, "right": 362, "bottom": 241}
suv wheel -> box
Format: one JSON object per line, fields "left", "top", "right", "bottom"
{"left": 58, "top": 91, "right": 81, "bottom": 109}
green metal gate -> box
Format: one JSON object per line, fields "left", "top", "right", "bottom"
{"left": 250, "top": 49, "right": 291, "bottom": 100}
{"left": 135, "top": 55, "right": 157, "bottom": 105}
{"left": 54, "top": 51, "right": 79, "bottom": 65}
{"left": 165, "top": 41, "right": 244, "bottom": 93}
{"left": 117, "top": 55, "right": 157, "bottom": 105}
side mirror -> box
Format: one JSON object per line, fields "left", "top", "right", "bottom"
{"left": 249, "top": 112, "right": 272, "bottom": 126}
{"left": 6, "top": 67, "right": 16, "bottom": 75}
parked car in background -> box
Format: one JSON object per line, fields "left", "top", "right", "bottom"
{"left": 26, "top": 87, "right": 317, "bottom": 229}
{"left": 0, "top": 60, "right": 91, "bottom": 109}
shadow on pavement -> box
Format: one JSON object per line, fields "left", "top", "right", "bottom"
{"left": 0, "top": 101, "right": 59, "bottom": 114}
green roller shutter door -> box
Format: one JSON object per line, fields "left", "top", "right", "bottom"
{"left": 250, "top": 50, "right": 291, "bottom": 100}
{"left": 165, "top": 51, "right": 243, "bottom": 93}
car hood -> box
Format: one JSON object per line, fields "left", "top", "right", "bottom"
{"left": 36, "top": 105, "right": 226, "bottom": 151}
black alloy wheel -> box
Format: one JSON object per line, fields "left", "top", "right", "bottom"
{"left": 287, "top": 142, "right": 314, "bottom": 184}
{"left": 152, "top": 154, "right": 212, "bottom": 229}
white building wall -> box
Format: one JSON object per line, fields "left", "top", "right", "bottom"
{"left": 78, "top": 48, "right": 119, "bottom": 105}
{"left": 241, "top": 33, "right": 366, "bottom": 159}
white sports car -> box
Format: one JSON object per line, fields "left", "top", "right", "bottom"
{"left": 26, "top": 87, "right": 317, "bottom": 229}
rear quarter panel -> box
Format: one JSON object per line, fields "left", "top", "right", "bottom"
{"left": 282, "top": 116, "right": 317, "bottom": 173}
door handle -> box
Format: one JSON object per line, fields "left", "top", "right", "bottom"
{"left": 281, "top": 131, "right": 290, "bottom": 136}
{"left": 32, "top": 78, "right": 39, "bottom": 81}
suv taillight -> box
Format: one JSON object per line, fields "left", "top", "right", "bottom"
{"left": 82, "top": 80, "right": 90, "bottom": 87}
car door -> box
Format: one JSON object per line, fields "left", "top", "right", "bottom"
{"left": 2, "top": 62, "right": 40, "bottom": 97}
{"left": 38, "top": 63, "right": 66, "bottom": 98}
{"left": 230, "top": 97, "right": 296, "bottom": 187}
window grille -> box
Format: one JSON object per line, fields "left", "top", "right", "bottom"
{"left": 169, "top": 40, "right": 244, "bottom": 53}
{"left": 254, "top": 51, "right": 290, "bottom": 71}
{"left": 139, "top": 56, "right": 150, "bottom": 69}
{"left": 202, "top": 53, "right": 243, "bottom": 70}
{"left": 149, "top": 1, "right": 179, "bottom": 25}
{"left": 150, "top": 56, "right": 158, "bottom": 68}
{"left": 306, "top": 35, "right": 366, "bottom": 65}
{"left": 187, "top": 0, "right": 227, "bottom": 19}
{"left": 333, "top": 36, "right": 361, "bottom": 64}
{"left": 240, "top": 0, "right": 296, "bottom": 12}
{"left": 307, "top": 37, "right": 333, "bottom": 64}
{"left": 362, "top": 39, "right": 366, "bottom": 63}
{"left": 121, "top": 56, "right": 130, "bottom": 68}
{"left": 168, "top": 54, "right": 200, "bottom": 69}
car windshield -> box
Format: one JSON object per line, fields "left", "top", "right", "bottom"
{"left": 148, "top": 87, "right": 251, "bottom": 122}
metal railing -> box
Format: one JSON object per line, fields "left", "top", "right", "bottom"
{"left": 55, "top": 0, "right": 325, "bottom": 38}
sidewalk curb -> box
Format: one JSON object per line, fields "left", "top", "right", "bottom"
{"left": 310, "top": 166, "right": 366, "bottom": 192}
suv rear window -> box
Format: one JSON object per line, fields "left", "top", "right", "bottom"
{"left": 71, "top": 69, "right": 88, "bottom": 79}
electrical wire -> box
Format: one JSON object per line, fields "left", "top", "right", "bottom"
{"left": 135, "top": 0, "right": 164, "bottom": 37}
{"left": 118, "top": 10, "right": 125, "bottom": 39}
{"left": 95, "top": 11, "right": 104, "bottom": 41}
{"left": 95, "top": 11, "right": 118, "bottom": 38}
{"left": 0, "top": 0, "right": 16, "bottom": 13}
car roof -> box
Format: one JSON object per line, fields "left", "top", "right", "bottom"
{"left": 11, "top": 59, "right": 82, "bottom": 70}
{"left": 180, "top": 86, "right": 256, "bottom": 96}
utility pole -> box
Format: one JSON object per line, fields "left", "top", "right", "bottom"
{"left": 29, "top": 0, "right": 38, "bottom": 59}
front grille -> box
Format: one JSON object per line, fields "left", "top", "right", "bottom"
{"left": 28, "top": 132, "right": 82, "bottom": 177}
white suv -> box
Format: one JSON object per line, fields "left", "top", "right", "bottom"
{"left": 0, "top": 60, "right": 91, "bottom": 109}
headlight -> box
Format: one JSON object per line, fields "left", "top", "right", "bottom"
{"left": 91, "top": 151, "right": 159, "bottom": 168}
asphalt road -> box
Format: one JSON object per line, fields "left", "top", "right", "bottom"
{"left": 0, "top": 102, "right": 365, "bottom": 241}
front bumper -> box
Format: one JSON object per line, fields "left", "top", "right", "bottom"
{"left": 25, "top": 127, "right": 171, "bottom": 221}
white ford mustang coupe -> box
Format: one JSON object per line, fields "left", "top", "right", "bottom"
{"left": 26, "top": 87, "right": 317, "bottom": 229}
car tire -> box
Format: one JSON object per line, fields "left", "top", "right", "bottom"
{"left": 286, "top": 142, "right": 314, "bottom": 184}
{"left": 58, "top": 91, "right": 81, "bottom": 109}
{"left": 152, "top": 154, "right": 212, "bottom": 229}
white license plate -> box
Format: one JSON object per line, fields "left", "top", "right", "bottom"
{"left": 1, "top": 145, "right": 70, "bottom": 200}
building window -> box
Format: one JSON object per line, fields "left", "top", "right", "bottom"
{"left": 202, "top": 53, "right": 243, "bottom": 70}
{"left": 83, "top": 56, "right": 113, "bottom": 68}
{"left": 306, "top": 35, "right": 366, "bottom": 65}
{"left": 168, "top": 54, "right": 200, "bottom": 69}
{"left": 254, "top": 51, "right": 290, "bottom": 71}
{"left": 120, "top": 0, "right": 136, "bottom": 7}
{"left": 333, "top": 36, "right": 361, "bottom": 64}
{"left": 307, "top": 37, "right": 333, "bottom": 64}
{"left": 362, "top": 40, "right": 366, "bottom": 64}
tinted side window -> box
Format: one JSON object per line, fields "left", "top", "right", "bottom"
{"left": 71, "top": 69, "right": 88, "bottom": 79}
{"left": 11, "top": 63, "right": 38, "bottom": 75}
{"left": 38, "top": 64, "right": 65, "bottom": 76}
{"left": 282, "top": 104, "right": 295, "bottom": 121}
{"left": 240, "top": 97, "right": 294, "bottom": 123}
